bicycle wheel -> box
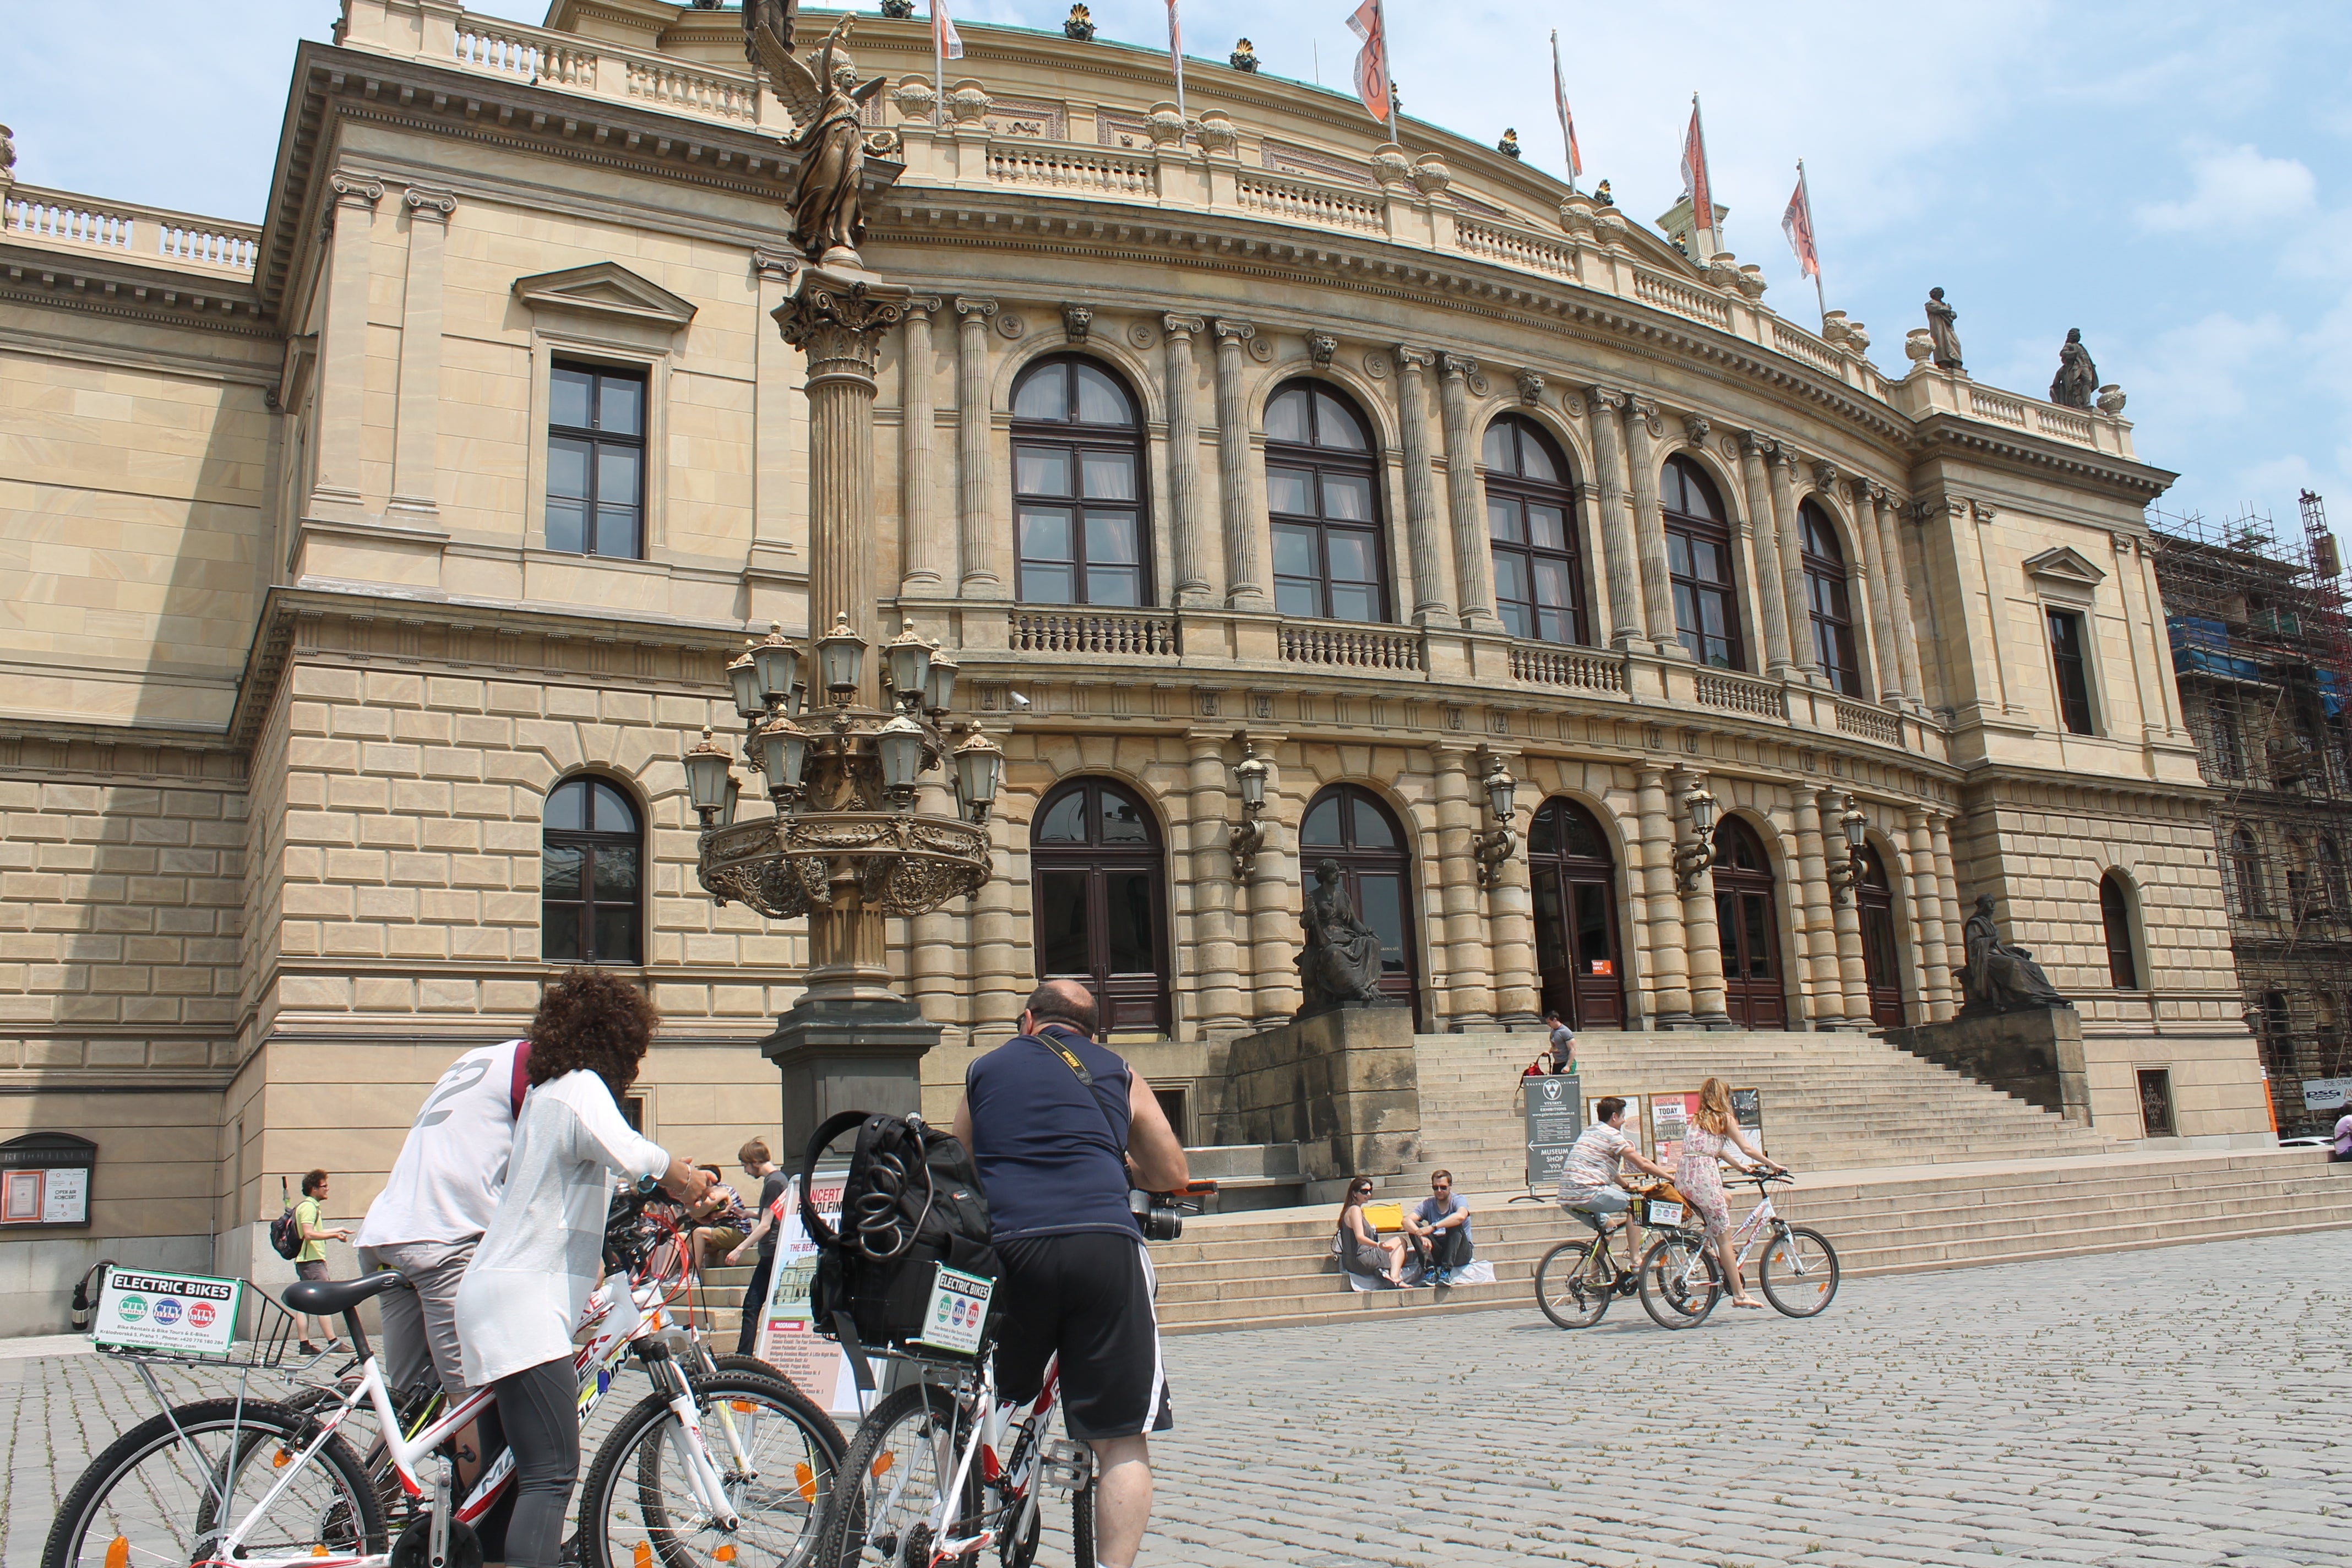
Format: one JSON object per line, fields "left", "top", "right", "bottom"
{"left": 1071, "top": 1472, "right": 1096, "bottom": 1568}
{"left": 1533, "top": 1241, "right": 1610, "bottom": 1330}
{"left": 42, "top": 1397, "right": 386, "bottom": 1568}
{"left": 579, "top": 1373, "right": 840, "bottom": 1568}
{"left": 1637, "top": 1234, "right": 1722, "bottom": 1329}
{"left": 814, "top": 1381, "right": 976, "bottom": 1568}
{"left": 1758, "top": 1226, "right": 1842, "bottom": 1317}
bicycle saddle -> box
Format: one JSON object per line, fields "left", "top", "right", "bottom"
{"left": 283, "top": 1270, "right": 412, "bottom": 1316}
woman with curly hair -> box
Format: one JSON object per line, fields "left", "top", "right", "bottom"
{"left": 453, "top": 970, "right": 712, "bottom": 1568}
{"left": 1677, "top": 1076, "right": 1784, "bottom": 1310}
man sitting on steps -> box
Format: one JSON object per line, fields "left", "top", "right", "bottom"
{"left": 1402, "top": 1169, "right": 1474, "bottom": 1285}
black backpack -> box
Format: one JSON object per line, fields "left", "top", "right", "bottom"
{"left": 799, "top": 1112, "right": 998, "bottom": 1353}
{"left": 269, "top": 1178, "right": 306, "bottom": 1261}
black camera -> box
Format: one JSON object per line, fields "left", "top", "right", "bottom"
{"left": 1128, "top": 1179, "right": 1217, "bottom": 1242}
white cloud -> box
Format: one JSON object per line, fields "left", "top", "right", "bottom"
{"left": 2137, "top": 144, "right": 2316, "bottom": 232}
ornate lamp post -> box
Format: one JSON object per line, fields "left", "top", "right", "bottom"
{"left": 1826, "top": 794, "right": 1870, "bottom": 902}
{"left": 1673, "top": 783, "right": 1721, "bottom": 891}
{"left": 1229, "top": 737, "right": 1271, "bottom": 880}
{"left": 1472, "top": 748, "right": 1520, "bottom": 889}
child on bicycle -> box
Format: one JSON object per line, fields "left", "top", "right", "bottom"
{"left": 1554, "top": 1097, "right": 1674, "bottom": 1261}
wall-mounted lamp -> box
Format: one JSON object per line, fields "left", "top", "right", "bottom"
{"left": 683, "top": 727, "right": 738, "bottom": 829}
{"left": 1673, "top": 782, "right": 1720, "bottom": 891}
{"left": 1230, "top": 736, "right": 1271, "bottom": 881}
{"left": 1827, "top": 794, "right": 1869, "bottom": 902}
{"left": 1473, "top": 748, "right": 1519, "bottom": 889}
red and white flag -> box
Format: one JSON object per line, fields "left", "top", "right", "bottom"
{"left": 1782, "top": 168, "right": 1820, "bottom": 279}
{"left": 1167, "top": 1, "right": 1189, "bottom": 127}
{"left": 1551, "top": 31, "right": 1582, "bottom": 180}
{"left": 1680, "top": 97, "right": 1713, "bottom": 238}
{"left": 1346, "top": 0, "right": 1392, "bottom": 129}
{"left": 932, "top": 1, "right": 963, "bottom": 63}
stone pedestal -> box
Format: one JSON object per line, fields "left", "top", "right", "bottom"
{"left": 1219, "top": 1003, "right": 1421, "bottom": 1182}
{"left": 760, "top": 995, "right": 944, "bottom": 1167}
{"left": 1890, "top": 1006, "right": 2088, "bottom": 1123}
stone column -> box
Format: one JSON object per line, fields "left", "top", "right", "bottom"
{"left": 1843, "top": 471, "right": 1903, "bottom": 704}
{"left": 897, "top": 298, "right": 944, "bottom": 591}
{"left": 908, "top": 776, "right": 967, "bottom": 1043}
{"left": 1904, "top": 807, "right": 1953, "bottom": 1023}
{"left": 1431, "top": 745, "right": 1496, "bottom": 1027}
{"left": 1928, "top": 810, "right": 1963, "bottom": 1022}
{"left": 1791, "top": 787, "right": 1839, "bottom": 1025}
{"left": 1438, "top": 354, "right": 1501, "bottom": 630}
{"left": 1636, "top": 765, "right": 1692, "bottom": 1025}
{"left": 388, "top": 186, "right": 453, "bottom": 517}
{"left": 966, "top": 810, "right": 1026, "bottom": 1039}
{"left": 1821, "top": 788, "right": 1872, "bottom": 1026}
{"left": 1245, "top": 752, "right": 1302, "bottom": 1019}
{"left": 1488, "top": 781, "right": 1542, "bottom": 1027}
{"left": 1162, "top": 315, "right": 1213, "bottom": 605}
{"left": 1766, "top": 446, "right": 1817, "bottom": 681}
{"left": 1393, "top": 348, "right": 1453, "bottom": 622}
{"left": 1874, "top": 487, "right": 1925, "bottom": 709}
{"left": 1587, "top": 387, "right": 1642, "bottom": 647}
{"left": 1623, "top": 399, "right": 1676, "bottom": 651}
{"left": 954, "top": 296, "right": 1000, "bottom": 595}
{"left": 308, "top": 173, "right": 383, "bottom": 515}
{"left": 1675, "top": 768, "right": 1729, "bottom": 1027}
{"left": 1212, "top": 319, "right": 1267, "bottom": 607}
{"left": 1737, "top": 431, "right": 1794, "bottom": 675}
{"left": 750, "top": 251, "right": 803, "bottom": 576}
{"left": 1186, "top": 730, "right": 1248, "bottom": 1034}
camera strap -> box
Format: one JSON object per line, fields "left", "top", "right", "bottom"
{"left": 1032, "top": 1028, "right": 1128, "bottom": 1154}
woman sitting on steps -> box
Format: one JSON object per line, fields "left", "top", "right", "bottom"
{"left": 1336, "top": 1178, "right": 1409, "bottom": 1287}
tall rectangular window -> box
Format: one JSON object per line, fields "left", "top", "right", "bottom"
{"left": 2047, "top": 609, "right": 2095, "bottom": 734}
{"left": 547, "top": 362, "right": 646, "bottom": 559}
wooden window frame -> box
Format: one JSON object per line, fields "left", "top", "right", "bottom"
{"left": 2047, "top": 608, "right": 2098, "bottom": 735}
{"left": 546, "top": 360, "right": 649, "bottom": 561}
{"left": 1799, "top": 500, "right": 1863, "bottom": 698}
{"left": 1010, "top": 355, "right": 1154, "bottom": 608}
{"left": 543, "top": 775, "right": 646, "bottom": 966}
{"left": 1662, "top": 456, "right": 1745, "bottom": 671}
{"left": 1265, "top": 382, "right": 1394, "bottom": 625}
{"left": 1484, "top": 416, "right": 1587, "bottom": 646}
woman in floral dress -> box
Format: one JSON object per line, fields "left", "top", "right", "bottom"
{"left": 1677, "top": 1077, "right": 1784, "bottom": 1309}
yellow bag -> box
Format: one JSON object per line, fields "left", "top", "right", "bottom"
{"left": 1360, "top": 1200, "right": 1406, "bottom": 1233}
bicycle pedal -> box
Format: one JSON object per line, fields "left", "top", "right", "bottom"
{"left": 1039, "top": 1438, "right": 1090, "bottom": 1491}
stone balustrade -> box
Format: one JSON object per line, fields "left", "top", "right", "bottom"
{"left": 2, "top": 187, "right": 258, "bottom": 275}
{"left": 1007, "top": 609, "right": 1179, "bottom": 656}
{"left": 1507, "top": 644, "right": 1627, "bottom": 694}
{"left": 1692, "top": 668, "right": 1790, "bottom": 720}
{"left": 1277, "top": 623, "right": 1425, "bottom": 672}
{"left": 1836, "top": 700, "right": 1904, "bottom": 745}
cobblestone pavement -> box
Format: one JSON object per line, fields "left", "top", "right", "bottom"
{"left": 6, "top": 1233, "right": 2347, "bottom": 1568}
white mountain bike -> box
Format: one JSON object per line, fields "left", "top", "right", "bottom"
{"left": 1639, "top": 1170, "right": 1842, "bottom": 1328}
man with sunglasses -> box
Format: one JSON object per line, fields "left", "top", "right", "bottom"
{"left": 1555, "top": 1096, "right": 1674, "bottom": 1257}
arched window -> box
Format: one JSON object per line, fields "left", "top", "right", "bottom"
{"left": 1662, "top": 455, "right": 1743, "bottom": 669}
{"left": 1857, "top": 845, "right": 1904, "bottom": 1027}
{"left": 1299, "top": 783, "right": 1419, "bottom": 1020}
{"left": 2100, "top": 872, "right": 2139, "bottom": 989}
{"left": 1266, "top": 381, "right": 1390, "bottom": 623}
{"left": 1011, "top": 356, "right": 1150, "bottom": 607}
{"left": 543, "top": 776, "right": 643, "bottom": 964}
{"left": 1031, "top": 777, "right": 1171, "bottom": 1034}
{"left": 1712, "top": 816, "right": 1784, "bottom": 1027}
{"left": 1528, "top": 798, "right": 1623, "bottom": 1026}
{"left": 1799, "top": 500, "right": 1863, "bottom": 697}
{"left": 2229, "top": 826, "right": 2267, "bottom": 918}
{"left": 1484, "top": 416, "right": 1585, "bottom": 645}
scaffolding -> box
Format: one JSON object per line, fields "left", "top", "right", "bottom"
{"left": 2148, "top": 495, "right": 2352, "bottom": 1128}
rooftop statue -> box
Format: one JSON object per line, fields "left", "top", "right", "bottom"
{"left": 880, "top": 0, "right": 915, "bottom": 16}
{"left": 1593, "top": 179, "right": 1614, "bottom": 206}
{"left": 1497, "top": 128, "right": 1522, "bottom": 160}
{"left": 1925, "top": 287, "right": 1963, "bottom": 371}
{"left": 745, "top": 13, "right": 889, "bottom": 271}
{"left": 1298, "top": 858, "right": 1390, "bottom": 1015}
{"left": 2049, "top": 328, "right": 2099, "bottom": 409}
{"left": 1231, "top": 39, "right": 1260, "bottom": 73}
{"left": 1064, "top": 4, "right": 1096, "bottom": 42}
{"left": 741, "top": 0, "right": 797, "bottom": 53}
{"left": 1955, "top": 895, "right": 2072, "bottom": 1017}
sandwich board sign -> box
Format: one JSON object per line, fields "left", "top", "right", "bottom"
{"left": 1523, "top": 1074, "right": 1586, "bottom": 1191}
{"left": 93, "top": 1266, "right": 241, "bottom": 1360}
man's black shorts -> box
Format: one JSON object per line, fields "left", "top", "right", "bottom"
{"left": 992, "top": 1231, "right": 1172, "bottom": 1441}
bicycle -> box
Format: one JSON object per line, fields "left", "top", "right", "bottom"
{"left": 43, "top": 1254, "right": 844, "bottom": 1568}
{"left": 1532, "top": 1200, "right": 1650, "bottom": 1330}
{"left": 813, "top": 1341, "right": 1097, "bottom": 1568}
{"left": 1637, "top": 1171, "right": 1842, "bottom": 1329}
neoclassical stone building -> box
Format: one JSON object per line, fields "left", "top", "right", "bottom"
{"left": 0, "top": 0, "right": 2267, "bottom": 1327}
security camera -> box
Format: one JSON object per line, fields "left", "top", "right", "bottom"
{"left": 1008, "top": 691, "right": 1032, "bottom": 710}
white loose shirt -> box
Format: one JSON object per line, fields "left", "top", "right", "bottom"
{"left": 356, "top": 1040, "right": 529, "bottom": 1250}
{"left": 454, "top": 1069, "right": 668, "bottom": 1389}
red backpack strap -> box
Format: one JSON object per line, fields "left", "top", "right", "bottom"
{"left": 510, "top": 1041, "right": 532, "bottom": 1119}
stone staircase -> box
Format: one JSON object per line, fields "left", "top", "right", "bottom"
{"left": 1400, "top": 1028, "right": 2118, "bottom": 1194}
{"left": 1148, "top": 1146, "right": 2352, "bottom": 1333}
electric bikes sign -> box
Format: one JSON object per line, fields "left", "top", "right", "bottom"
{"left": 94, "top": 1267, "right": 241, "bottom": 1359}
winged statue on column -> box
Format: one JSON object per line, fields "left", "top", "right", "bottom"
{"left": 744, "top": 6, "right": 889, "bottom": 271}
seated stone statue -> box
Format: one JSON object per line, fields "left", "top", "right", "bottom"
{"left": 1298, "top": 857, "right": 1389, "bottom": 1015}
{"left": 1955, "top": 895, "right": 2071, "bottom": 1016}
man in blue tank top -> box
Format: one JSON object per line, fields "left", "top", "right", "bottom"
{"left": 953, "top": 980, "right": 1188, "bottom": 1568}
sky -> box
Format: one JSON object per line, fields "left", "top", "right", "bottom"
{"left": 6, "top": 1, "right": 2349, "bottom": 535}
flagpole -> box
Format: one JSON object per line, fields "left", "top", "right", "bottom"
{"left": 1691, "top": 91, "right": 1714, "bottom": 257}
{"left": 1799, "top": 158, "right": 1828, "bottom": 329}
{"left": 1551, "top": 30, "right": 1575, "bottom": 194}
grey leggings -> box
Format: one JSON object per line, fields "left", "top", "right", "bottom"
{"left": 491, "top": 1355, "right": 580, "bottom": 1568}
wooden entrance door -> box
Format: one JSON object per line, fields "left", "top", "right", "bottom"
{"left": 1712, "top": 817, "right": 1787, "bottom": 1028}
{"left": 1528, "top": 798, "right": 1626, "bottom": 1028}
{"left": 1857, "top": 845, "right": 1906, "bottom": 1028}
{"left": 1031, "top": 777, "right": 1171, "bottom": 1035}
{"left": 1298, "top": 783, "right": 1422, "bottom": 1025}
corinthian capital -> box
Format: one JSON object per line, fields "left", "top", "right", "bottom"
{"left": 1396, "top": 346, "right": 1436, "bottom": 373}
{"left": 1438, "top": 352, "right": 1479, "bottom": 380}
{"left": 954, "top": 296, "right": 999, "bottom": 320}
{"left": 1212, "top": 318, "right": 1256, "bottom": 343}
{"left": 1587, "top": 384, "right": 1627, "bottom": 413}
{"left": 402, "top": 185, "right": 456, "bottom": 221}
{"left": 1162, "top": 313, "right": 1205, "bottom": 339}
{"left": 1740, "top": 428, "right": 1776, "bottom": 459}
{"left": 329, "top": 172, "right": 384, "bottom": 206}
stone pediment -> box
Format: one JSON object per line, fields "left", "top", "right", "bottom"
{"left": 512, "top": 263, "right": 697, "bottom": 328}
{"left": 2019, "top": 546, "right": 2106, "bottom": 587}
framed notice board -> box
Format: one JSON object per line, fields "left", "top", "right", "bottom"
{"left": 0, "top": 1133, "right": 95, "bottom": 1230}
